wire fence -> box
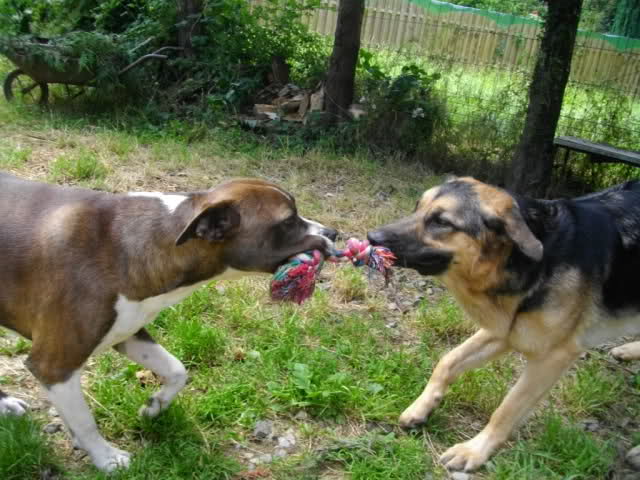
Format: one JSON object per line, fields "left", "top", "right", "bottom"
{"left": 307, "top": 0, "right": 640, "bottom": 94}
{"left": 291, "top": 0, "right": 640, "bottom": 188}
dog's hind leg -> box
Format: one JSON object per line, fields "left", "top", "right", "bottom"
{"left": 611, "top": 341, "right": 640, "bottom": 361}
{"left": 0, "top": 389, "right": 28, "bottom": 415}
{"left": 399, "top": 329, "right": 508, "bottom": 429}
{"left": 114, "top": 329, "right": 187, "bottom": 418}
{"left": 440, "top": 345, "right": 581, "bottom": 472}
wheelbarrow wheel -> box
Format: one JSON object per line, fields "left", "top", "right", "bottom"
{"left": 3, "top": 69, "right": 49, "bottom": 105}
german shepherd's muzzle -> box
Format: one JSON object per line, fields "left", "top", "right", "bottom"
{"left": 368, "top": 176, "right": 640, "bottom": 472}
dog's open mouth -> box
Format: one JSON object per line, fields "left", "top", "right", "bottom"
{"left": 267, "top": 235, "right": 334, "bottom": 273}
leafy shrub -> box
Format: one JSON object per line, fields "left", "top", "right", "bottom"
{"left": 0, "top": 32, "right": 133, "bottom": 96}
{"left": 0, "top": 0, "right": 323, "bottom": 115}
{"left": 354, "top": 52, "right": 447, "bottom": 156}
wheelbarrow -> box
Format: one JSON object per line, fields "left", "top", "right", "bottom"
{"left": 2, "top": 37, "right": 182, "bottom": 105}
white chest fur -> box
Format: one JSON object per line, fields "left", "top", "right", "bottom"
{"left": 94, "top": 268, "right": 264, "bottom": 354}
{"left": 94, "top": 281, "right": 208, "bottom": 354}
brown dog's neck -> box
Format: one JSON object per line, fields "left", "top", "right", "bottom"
{"left": 111, "top": 194, "right": 227, "bottom": 300}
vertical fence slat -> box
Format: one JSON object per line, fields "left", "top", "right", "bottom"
{"left": 248, "top": 0, "right": 640, "bottom": 106}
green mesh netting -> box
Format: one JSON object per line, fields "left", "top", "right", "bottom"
{"left": 404, "top": 0, "right": 640, "bottom": 51}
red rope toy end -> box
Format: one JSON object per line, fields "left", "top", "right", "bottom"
{"left": 271, "top": 238, "right": 396, "bottom": 304}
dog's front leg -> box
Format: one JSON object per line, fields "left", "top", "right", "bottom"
{"left": 440, "top": 346, "right": 581, "bottom": 472}
{"left": 45, "top": 370, "right": 131, "bottom": 472}
{"left": 114, "top": 329, "right": 187, "bottom": 417}
{"left": 400, "top": 329, "right": 508, "bottom": 428}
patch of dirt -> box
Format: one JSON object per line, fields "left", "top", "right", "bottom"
{"left": 0, "top": 333, "right": 48, "bottom": 412}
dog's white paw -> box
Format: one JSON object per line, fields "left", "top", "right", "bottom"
{"left": 612, "top": 342, "right": 640, "bottom": 362}
{"left": 92, "top": 446, "right": 131, "bottom": 473}
{"left": 139, "top": 396, "right": 165, "bottom": 418}
{"left": 398, "top": 393, "right": 442, "bottom": 429}
{"left": 440, "top": 434, "right": 496, "bottom": 472}
{"left": 0, "top": 395, "right": 28, "bottom": 416}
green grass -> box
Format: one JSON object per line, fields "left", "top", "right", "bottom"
{"left": 49, "top": 149, "right": 108, "bottom": 185}
{"left": 489, "top": 414, "right": 616, "bottom": 480}
{"left": 0, "top": 61, "right": 638, "bottom": 478}
{"left": 560, "top": 356, "right": 626, "bottom": 417}
{"left": 0, "top": 144, "right": 31, "bottom": 169}
{"left": 0, "top": 415, "right": 62, "bottom": 480}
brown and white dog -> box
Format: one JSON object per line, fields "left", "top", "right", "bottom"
{"left": 0, "top": 172, "right": 336, "bottom": 472}
{"left": 368, "top": 176, "right": 640, "bottom": 472}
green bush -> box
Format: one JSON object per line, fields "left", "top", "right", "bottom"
{"left": 354, "top": 52, "right": 447, "bottom": 156}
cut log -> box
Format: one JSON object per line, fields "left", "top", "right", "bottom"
{"left": 254, "top": 104, "right": 279, "bottom": 120}
{"left": 310, "top": 88, "right": 325, "bottom": 112}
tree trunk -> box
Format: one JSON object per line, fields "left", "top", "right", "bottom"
{"left": 507, "top": 0, "right": 582, "bottom": 197}
{"left": 177, "top": 0, "right": 203, "bottom": 57}
{"left": 325, "top": 0, "right": 365, "bottom": 122}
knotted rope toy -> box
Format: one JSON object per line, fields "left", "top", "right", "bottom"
{"left": 271, "top": 238, "right": 396, "bottom": 304}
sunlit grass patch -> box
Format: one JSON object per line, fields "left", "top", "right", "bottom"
{"left": 320, "top": 432, "right": 434, "bottom": 480}
{"left": 415, "top": 296, "right": 475, "bottom": 345}
{"left": 0, "top": 144, "right": 31, "bottom": 169}
{"left": 0, "top": 414, "right": 62, "bottom": 480}
{"left": 488, "top": 413, "right": 615, "bottom": 480}
{"left": 49, "top": 148, "right": 108, "bottom": 185}
{"left": 559, "top": 355, "right": 626, "bottom": 418}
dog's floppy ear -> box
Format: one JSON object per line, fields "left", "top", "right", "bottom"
{"left": 175, "top": 200, "right": 240, "bottom": 246}
{"left": 504, "top": 205, "right": 543, "bottom": 261}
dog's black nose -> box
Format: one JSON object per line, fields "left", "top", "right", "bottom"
{"left": 321, "top": 227, "right": 338, "bottom": 242}
{"left": 367, "top": 230, "right": 386, "bottom": 246}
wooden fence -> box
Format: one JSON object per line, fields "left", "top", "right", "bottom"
{"left": 299, "top": 0, "right": 640, "bottom": 94}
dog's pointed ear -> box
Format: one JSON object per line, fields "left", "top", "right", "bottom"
{"left": 504, "top": 205, "right": 543, "bottom": 261}
{"left": 175, "top": 200, "right": 240, "bottom": 246}
{"left": 444, "top": 174, "right": 458, "bottom": 182}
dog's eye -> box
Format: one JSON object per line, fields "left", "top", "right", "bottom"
{"left": 428, "top": 215, "right": 452, "bottom": 228}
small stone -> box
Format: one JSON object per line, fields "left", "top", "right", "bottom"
{"left": 43, "top": 422, "right": 63, "bottom": 434}
{"left": 253, "top": 420, "right": 273, "bottom": 441}
{"left": 48, "top": 407, "right": 59, "bottom": 417}
{"left": 294, "top": 410, "right": 309, "bottom": 421}
{"left": 39, "top": 467, "right": 58, "bottom": 480}
{"left": 387, "top": 302, "right": 398, "bottom": 310}
{"left": 450, "top": 472, "right": 471, "bottom": 480}
{"left": 277, "top": 429, "right": 296, "bottom": 449}
{"left": 247, "top": 350, "right": 261, "bottom": 361}
{"left": 580, "top": 418, "right": 600, "bottom": 432}
{"left": 427, "top": 288, "right": 434, "bottom": 295}
{"left": 324, "top": 193, "right": 335, "bottom": 198}
{"left": 619, "top": 417, "right": 632, "bottom": 428}
{"left": 385, "top": 321, "right": 398, "bottom": 329}
{"left": 257, "top": 453, "right": 273, "bottom": 464}
{"left": 274, "top": 448, "right": 288, "bottom": 458}
{"left": 241, "top": 452, "right": 254, "bottom": 460}
{"left": 626, "top": 445, "right": 640, "bottom": 470}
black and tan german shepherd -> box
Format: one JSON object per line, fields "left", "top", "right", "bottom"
{"left": 368, "top": 176, "right": 640, "bottom": 472}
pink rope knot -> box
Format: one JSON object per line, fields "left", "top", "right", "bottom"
{"left": 271, "top": 237, "right": 395, "bottom": 304}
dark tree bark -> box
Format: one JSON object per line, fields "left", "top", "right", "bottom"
{"left": 325, "top": 0, "right": 365, "bottom": 122}
{"left": 177, "top": 0, "right": 203, "bottom": 57}
{"left": 507, "top": 0, "right": 583, "bottom": 197}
